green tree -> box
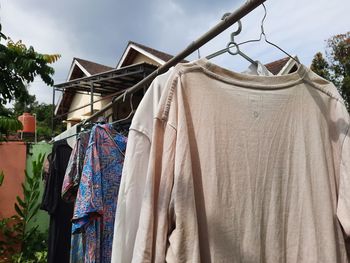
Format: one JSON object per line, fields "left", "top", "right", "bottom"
{"left": 0, "top": 104, "right": 13, "bottom": 117}
{"left": 33, "top": 103, "right": 64, "bottom": 140}
{"left": 0, "top": 116, "right": 23, "bottom": 141}
{"left": 0, "top": 23, "right": 60, "bottom": 138}
{"left": 311, "top": 32, "right": 350, "bottom": 110}
{"left": 310, "top": 52, "right": 331, "bottom": 80}
{"left": 13, "top": 94, "right": 38, "bottom": 117}
{"left": 13, "top": 96, "right": 64, "bottom": 140}
{"left": 0, "top": 24, "right": 60, "bottom": 105}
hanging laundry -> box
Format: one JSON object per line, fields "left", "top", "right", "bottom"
{"left": 131, "top": 58, "right": 350, "bottom": 262}
{"left": 60, "top": 130, "right": 90, "bottom": 263}
{"left": 72, "top": 123, "right": 127, "bottom": 263}
{"left": 62, "top": 130, "right": 91, "bottom": 202}
{"left": 41, "top": 139, "right": 73, "bottom": 263}
{"left": 112, "top": 59, "right": 275, "bottom": 263}
{"left": 111, "top": 68, "right": 174, "bottom": 263}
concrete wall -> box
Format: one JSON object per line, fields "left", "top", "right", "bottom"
{"left": 0, "top": 142, "right": 52, "bottom": 233}
{"left": 0, "top": 142, "right": 27, "bottom": 219}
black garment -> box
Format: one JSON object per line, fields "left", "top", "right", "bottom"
{"left": 41, "top": 139, "right": 73, "bottom": 263}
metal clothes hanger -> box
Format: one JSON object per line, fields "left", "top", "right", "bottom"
{"left": 237, "top": 3, "right": 300, "bottom": 65}
{"left": 112, "top": 91, "right": 135, "bottom": 124}
{"left": 206, "top": 13, "right": 258, "bottom": 67}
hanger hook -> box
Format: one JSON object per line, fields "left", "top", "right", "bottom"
{"left": 122, "top": 90, "right": 128, "bottom": 102}
{"left": 221, "top": 13, "right": 242, "bottom": 42}
{"left": 221, "top": 12, "right": 231, "bottom": 21}
{"left": 260, "top": 3, "right": 267, "bottom": 37}
{"left": 129, "top": 93, "right": 134, "bottom": 112}
{"left": 230, "top": 20, "right": 242, "bottom": 41}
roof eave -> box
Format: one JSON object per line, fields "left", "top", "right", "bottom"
{"left": 116, "top": 42, "right": 166, "bottom": 69}
{"left": 277, "top": 55, "right": 300, "bottom": 75}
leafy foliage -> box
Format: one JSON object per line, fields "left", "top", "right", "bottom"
{"left": 311, "top": 32, "right": 350, "bottom": 111}
{"left": 0, "top": 154, "right": 48, "bottom": 262}
{"left": 12, "top": 94, "right": 37, "bottom": 117}
{"left": 12, "top": 95, "right": 65, "bottom": 140}
{"left": 0, "top": 23, "right": 60, "bottom": 105}
{"left": 0, "top": 96, "right": 65, "bottom": 141}
{"left": 0, "top": 171, "right": 4, "bottom": 186}
{"left": 0, "top": 116, "right": 23, "bottom": 132}
{"left": 12, "top": 250, "right": 48, "bottom": 263}
{"left": 0, "top": 23, "right": 60, "bottom": 141}
{"left": 0, "top": 116, "right": 23, "bottom": 141}
{"left": 310, "top": 52, "right": 331, "bottom": 80}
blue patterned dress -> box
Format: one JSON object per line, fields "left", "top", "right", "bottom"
{"left": 62, "top": 131, "right": 90, "bottom": 263}
{"left": 62, "top": 131, "right": 90, "bottom": 202}
{"left": 72, "top": 124, "right": 127, "bottom": 263}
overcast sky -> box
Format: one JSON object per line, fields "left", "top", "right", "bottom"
{"left": 1, "top": 0, "right": 349, "bottom": 104}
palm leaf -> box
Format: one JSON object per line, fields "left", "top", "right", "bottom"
{"left": 0, "top": 171, "right": 4, "bottom": 186}
{"left": 14, "top": 203, "right": 24, "bottom": 218}
{"left": 28, "top": 204, "right": 41, "bottom": 222}
{"left": 16, "top": 196, "right": 26, "bottom": 209}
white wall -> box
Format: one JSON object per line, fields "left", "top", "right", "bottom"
{"left": 66, "top": 93, "right": 112, "bottom": 128}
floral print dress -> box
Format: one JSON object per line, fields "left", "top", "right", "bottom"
{"left": 72, "top": 124, "right": 127, "bottom": 263}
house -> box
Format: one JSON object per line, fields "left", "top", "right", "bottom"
{"left": 54, "top": 41, "right": 181, "bottom": 129}
{"left": 54, "top": 40, "right": 299, "bottom": 131}
{"left": 55, "top": 58, "right": 114, "bottom": 128}
{"left": 264, "top": 56, "right": 299, "bottom": 75}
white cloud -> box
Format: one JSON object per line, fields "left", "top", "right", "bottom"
{"left": 231, "top": 0, "right": 350, "bottom": 67}
{"left": 1, "top": 0, "right": 349, "bottom": 104}
{"left": 1, "top": 0, "right": 87, "bottom": 103}
{"left": 162, "top": 0, "right": 350, "bottom": 72}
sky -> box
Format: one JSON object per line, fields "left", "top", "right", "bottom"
{"left": 1, "top": 0, "right": 349, "bottom": 104}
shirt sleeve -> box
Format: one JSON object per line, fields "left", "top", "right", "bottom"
{"left": 72, "top": 129, "right": 103, "bottom": 233}
{"left": 40, "top": 147, "right": 56, "bottom": 213}
{"left": 112, "top": 130, "right": 151, "bottom": 263}
{"left": 131, "top": 119, "right": 176, "bottom": 263}
{"left": 337, "top": 126, "right": 350, "bottom": 236}
{"left": 112, "top": 69, "right": 175, "bottom": 263}
{"left": 61, "top": 139, "right": 79, "bottom": 202}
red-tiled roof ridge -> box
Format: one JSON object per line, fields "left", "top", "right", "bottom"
{"left": 264, "top": 57, "right": 290, "bottom": 75}
{"left": 74, "top": 57, "right": 114, "bottom": 75}
{"left": 128, "top": 41, "right": 188, "bottom": 63}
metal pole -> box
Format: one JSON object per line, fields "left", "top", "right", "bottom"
{"left": 51, "top": 87, "right": 55, "bottom": 137}
{"left": 33, "top": 113, "right": 37, "bottom": 143}
{"left": 83, "top": 0, "right": 266, "bottom": 124}
{"left": 90, "top": 83, "right": 94, "bottom": 115}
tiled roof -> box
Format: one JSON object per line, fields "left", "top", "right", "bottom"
{"left": 75, "top": 57, "right": 113, "bottom": 75}
{"left": 264, "top": 57, "right": 290, "bottom": 75}
{"left": 57, "top": 42, "right": 184, "bottom": 120}
{"left": 128, "top": 41, "right": 188, "bottom": 63}
{"left": 56, "top": 58, "right": 113, "bottom": 118}
{"left": 129, "top": 41, "right": 174, "bottom": 62}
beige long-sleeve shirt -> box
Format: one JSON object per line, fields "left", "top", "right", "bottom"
{"left": 112, "top": 69, "right": 175, "bottom": 263}
{"left": 132, "top": 58, "right": 350, "bottom": 262}
{"left": 112, "top": 61, "right": 272, "bottom": 263}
